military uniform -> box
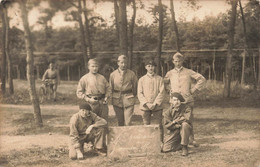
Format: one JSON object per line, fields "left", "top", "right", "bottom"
{"left": 76, "top": 72, "right": 111, "bottom": 121}
{"left": 109, "top": 69, "right": 137, "bottom": 126}
{"left": 162, "top": 104, "right": 192, "bottom": 152}
{"left": 69, "top": 107, "right": 107, "bottom": 159}
{"left": 164, "top": 66, "right": 206, "bottom": 144}
{"left": 138, "top": 73, "right": 165, "bottom": 125}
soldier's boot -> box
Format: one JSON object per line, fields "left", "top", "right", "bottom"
{"left": 181, "top": 145, "right": 188, "bottom": 156}
{"left": 76, "top": 148, "right": 83, "bottom": 160}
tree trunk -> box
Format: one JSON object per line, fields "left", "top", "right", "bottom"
{"left": 77, "top": 0, "right": 88, "bottom": 71}
{"left": 156, "top": 0, "right": 163, "bottom": 75}
{"left": 129, "top": 0, "right": 136, "bottom": 69}
{"left": 114, "top": 0, "right": 120, "bottom": 43}
{"left": 239, "top": 0, "right": 246, "bottom": 86}
{"left": 239, "top": 0, "right": 257, "bottom": 88}
{"left": 1, "top": 6, "right": 6, "bottom": 95}
{"left": 223, "top": 0, "right": 238, "bottom": 98}
{"left": 257, "top": 1, "right": 260, "bottom": 91}
{"left": 15, "top": 65, "right": 20, "bottom": 79}
{"left": 118, "top": 0, "right": 128, "bottom": 56}
{"left": 212, "top": 49, "right": 216, "bottom": 81}
{"left": 170, "top": 0, "right": 180, "bottom": 52}
{"left": 3, "top": 6, "right": 14, "bottom": 94}
{"left": 19, "top": 0, "right": 43, "bottom": 127}
{"left": 241, "top": 50, "right": 246, "bottom": 86}
{"left": 82, "top": 0, "right": 93, "bottom": 59}
{"left": 67, "top": 65, "right": 70, "bottom": 81}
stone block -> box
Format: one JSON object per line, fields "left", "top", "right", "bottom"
{"left": 107, "top": 125, "right": 161, "bottom": 158}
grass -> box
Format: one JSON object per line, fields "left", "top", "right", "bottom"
{"left": 0, "top": 107, "right": 259, "bottom": 166}
{"left": 0, "top": 79, "right": 260, "bottom": 166}
{"left": 1, "top": 79, "right": 260, "bottom": 108}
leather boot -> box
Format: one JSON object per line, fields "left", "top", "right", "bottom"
{"left": 182, "top": 145, "right": 188, "bottom": 156}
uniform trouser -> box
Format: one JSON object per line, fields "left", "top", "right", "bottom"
{"left": 186, "top": 102, "right": 195, "bottom": 144}
{"left": 142, "top": 109, "right": 163, "bottom": 142}
{"left": 88, "top": 101, "right": 109, "bottom": 121}
{"left": 162, "top": 122, "right": 192, "bottom": 152}
{"left": 69, "top": 128, "right": 105, "bottom": 159}
{"left": 88, "top": 101, "right": 108, "bottom": 146}
{"left": 113, "top": 105, "right": 134, "bottom": 126}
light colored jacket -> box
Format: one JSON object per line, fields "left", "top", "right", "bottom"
{"left": 138, "top": 74, "right": 165, "bottom": 111}
{"left": 76, "top": 73, "right": 111, "bottom": 100}
{"left": 164, "top": 67, "right": 206, "bottom": 103}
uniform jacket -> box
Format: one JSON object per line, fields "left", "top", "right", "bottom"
{"left": 163, "top": 104, "right": 192, "bottom": 132}
{"left": 137, "top": 73, "right": 165, "bottom": 111}
{"left": 76, "top": 73, "right": 111, "bottom": 100}
{"left": 109, "top": 69, "right": 137, "bottom": 107}
{"left": 164, "top": 67, "right": 206, "bottom": 103}
{"left": 69, "top": 110, "right": 107, "bottom": 147}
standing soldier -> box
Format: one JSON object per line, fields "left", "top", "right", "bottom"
{"left": 137, "top": 59, "right": 165, "bottom": 141}
{"left": 76, "top": 58, "right": 111, "bottom": 121}
{"left": 42, "top": 62, "right": 59, "bottom": 101}
{"left": 164, "top": 52, "right": 206, "bottom": 147}
{"left": 109, "top": 55, "right": 138, "bottom": 126}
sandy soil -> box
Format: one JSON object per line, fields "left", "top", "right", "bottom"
{"left": 0, "top": 104, "right": 260, "bottom": 167}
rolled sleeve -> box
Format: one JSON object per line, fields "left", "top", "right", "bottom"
{"left": 91, "top": 112, "right": 107, "bottom": 128}
{"left": 69, "top": 116, "right": 80, "bottom": 148}
{"left": 154, "top": 78, "right": 165, "bottom": 105}
{"left": 190, "top": 70, "right": 206, "bottom": 93}
{"left": 104, "top": 78, "right": 111, "bottom": 98}
{"left": 137, "top": 78, "right": 148, "bottom": 108}
{"left": 76, "top": 79, "right": 86, "bottom": 100}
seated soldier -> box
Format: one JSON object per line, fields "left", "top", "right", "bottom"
{"left": 161, "top": 92, "right": 192, "bottom": 156}
{"left": 69, "top": 101, "right": 107, "bottom": 160}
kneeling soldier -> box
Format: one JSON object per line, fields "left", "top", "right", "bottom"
{"left": 162, "top": 92, "right": 192, "bottom": 156}
{"left": 69, "top": 102, "right": 107, "bottom": 160}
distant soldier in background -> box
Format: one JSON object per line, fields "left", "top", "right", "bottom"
{"left": 109, "top": 55, "right": 138, "bottom": 126}
{"left": 164, "top": 52, "right": 206, "bottom": 147}
{"left": 42, "top": 62, "right": 59, "bottom": 101}
{"left": 76, "top": 58, "right": 110, "bottom": 121}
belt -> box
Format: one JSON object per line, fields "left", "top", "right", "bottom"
{"left": 87, "top": 94, "right": 105, "bottom": 100}
{"left": 113, "top": 89, "right": 132, "bottom": 94}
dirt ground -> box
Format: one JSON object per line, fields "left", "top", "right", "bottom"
{"left": 0, "top": 103, "right": 259, "bottom": 167}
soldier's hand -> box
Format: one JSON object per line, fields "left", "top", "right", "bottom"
{"left": 150, "top": 103, "right": 156, "bottom": 110}
{"left": 103, "top": 97, "right": 108, "bottom": 104}
{"left": 146, "top": 103, "right": 153, "bottom": 110}
{"left": 88, "top": 97, "right": 98, "bottom": 104}
{"left": 175, "top": 124, "right": 181, "bottom": 128}
{"left": 85, "top": 125, "right": 94, "bottom": 134}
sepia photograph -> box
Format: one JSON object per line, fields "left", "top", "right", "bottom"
{"left": 0, "top": 0, "right": 259, "bottom": 166}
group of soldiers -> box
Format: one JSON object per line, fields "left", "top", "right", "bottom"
{"left": 66, "top": 52, "right": 206, "bottom": 159}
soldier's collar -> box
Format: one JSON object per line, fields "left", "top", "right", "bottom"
{"left": 146, "top": 72, "right": 155, "bottom": 77}
{"left": 174, "top": 66, "right": 183, "bottom": 72}
{"left": 118, "top": 68, "right": 127, "bottom": 74}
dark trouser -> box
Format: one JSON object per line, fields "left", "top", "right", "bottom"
{"left": 113, "top": 105, "right": 134, "bottom": 126}
{"left": 162, "top": 122, "right": 192, "bottom": 152}
{"left": 88, "top": 101, "right": 108, "bottom": 147}
{"left": 88, "top": 101, "right": 108, "bottom": 121}
{"left": 142, "top": 109, "right": 163, "bottom": 142}
{"left": 69, "top": 128, "right": 105, "bottom": 159}
{"left": 186, "top": 102, "right": 195, "bottom": 144}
